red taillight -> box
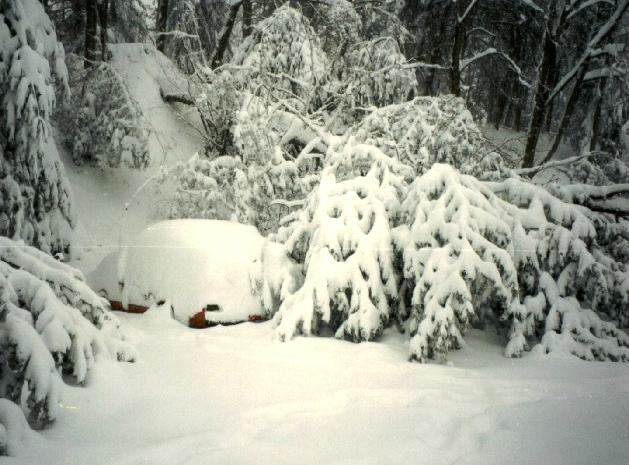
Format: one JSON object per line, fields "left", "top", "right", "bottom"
{"left": 189, "top": 310, "right": 208, "bottom": 328}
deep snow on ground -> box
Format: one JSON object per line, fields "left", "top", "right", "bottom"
{"left": 9, "top": 307, "right": 629, "bottom": 465}
{"left": 23, "top": 44, "right": 627, "bottom": 465}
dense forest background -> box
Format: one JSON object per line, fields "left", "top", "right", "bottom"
{"left": 47, "top": 0, "right": 629, "bottom": 163}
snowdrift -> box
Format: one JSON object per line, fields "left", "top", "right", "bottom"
{"left": 89, "top": 220, "right": 267, "bottom": 324}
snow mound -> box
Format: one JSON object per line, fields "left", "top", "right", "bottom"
{"left": 90, "top": 220, "right": 266, "bottom": 323}
{"left": 0, "top": 399, "right": 35, "bottom": 457}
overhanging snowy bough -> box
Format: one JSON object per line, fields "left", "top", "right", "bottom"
{"left": 0, "top": 237, "right": 136, "bottom": 430}
{"left": 261, "top": 140, "right": 629, "bottom": 363}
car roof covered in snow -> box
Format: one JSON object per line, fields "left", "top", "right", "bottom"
{"left": 89, "top": 219, "right": 265, "bottom": 322}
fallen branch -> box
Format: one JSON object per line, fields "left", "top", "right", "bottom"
{"left": 515, "top": 152, "right": 601, "bottom": 177}
{"left": 159, "top": 87, "right": 195, "bottom": 105}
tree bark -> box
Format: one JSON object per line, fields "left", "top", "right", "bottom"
{"left": 84, "top": 0, "right": 98, "bottom": 68}
{"left": 449, "top": 1, "right": 467, "bottom": 96}
{"left": 211, "top": 0, "right": 243, "bottom": 70}
{"left": 110, "top": 0, "right": 117, "bottom": 22}
{"left": 160, "top": 88, "right": 195, "bottom": 105}
{"left": 97, "top": 0, "right": 109, "bottom": 61}
{"left": 156, "top": 0, "right": 169, "bottom": 52}
{"left": 542, "top": 67, "right": 587, "bottom": 164}
{"left": 589, "top": 88, "right": 603, "bottom": 152}
{"left": 243, "top": 0, "right": 253, "bottom": 38}
{"left": 522, "top": 3, "right": 560, "bottom": 168}
{"left": 425, "top": 8, "right": 448, "bottom": 95}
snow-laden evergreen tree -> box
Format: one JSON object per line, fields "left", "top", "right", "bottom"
{"left": 393, "top": 164, "right": 519, "bottom": 361}
{"left": 266, "top": 145, "right": 629, "bottom": 362}
{"left": 0, "top": 0, "right": 76, "bottom": 254}
{"left": 393, "top": 164, "right": 629, "bottom": 362}
{"left": 230, "top": 4, "right": 328, "bottom": 108}
{"left": 272, "top": 139, "right": 414, "bottom": 341}
{"left": 351, "top": 96, "right": 492, "bottom": 175}
{"left": 0, "top": 237, "right": 136, "bottom": 429}
{"left": 339, "top": 37, "right": 416, "bottom": 111}
{"left": 64, "top": 59, "right": 149, "bottom": 169}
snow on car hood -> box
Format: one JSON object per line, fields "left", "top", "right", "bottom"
{"left": 89, "top": 219, "right": 265, "bottom": 322}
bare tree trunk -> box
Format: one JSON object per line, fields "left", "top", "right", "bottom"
{"left": 543, "top": 65, "right": 560, "bottom": 133}
{"left": 590, "top": 86, "right": 604, "bottom": 152}
{"left": 243, "top": 0, "right": 252, "bottom": 38}
{"left": 84, "top": 0, "right": 98, "bottom": 68}
{"left": 542, "top": 67, "right": 587, "bottom": 164}
{"left": 425, "top": 9, "right": 448, "bottom": 95}
{"left": 110, "top": 0, "right": 117, "bottom": 22}
{"left": 156, "top": 0, "right": 169, "bottom": 52}
{"left": 522, "top": 3, "right": 560, "bottom": 168}
{"left": 449, "top": 1, "right": 466, "bottom": 96}
{"left": 98, "top": 0, "right": 109, "bottom": 61}
{"left": 211, "top": 0, "right": 243, "bottom": 69}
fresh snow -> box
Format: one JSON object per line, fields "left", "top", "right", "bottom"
{"left": 6, "top": 311, "right": 629, "bottom": 465}
{"left": 16, "top": 36, "right": 626, "bottom": 465}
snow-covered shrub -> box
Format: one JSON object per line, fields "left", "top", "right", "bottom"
{"left": 230, "top": 4, "right": 328, "bottom": 108}
{"left": 250, "top": 239, "right": 303, "bottom": 317}
{"left": 0, "top": 0, "right": 76, "bottom": 255}
{"left": 0, "top": 237, "right": 136, "bottom": 429}
{"left": 492, "top": 177, "right": 629, "bottom": 345}
{"left": 272, "top": 141, "right": 414, "bottom": 341}
{"left": 351, "top": 96, "right": 491, "bottom": 175}
{"left": 339, "top": 37, "right": 416, "bottom": 110}
{"left": 169, "top": 149, "right": 307, "bottom": 235}
{"left": 65, "top": 60, "right": 149, "bottom": 169}
{"left": 194, "top": 69, "right": 242, "bottom": 156}
{"left": 170, "top": 94, "right": 324, "bottom": 235}
{"left": 394, "top": 165, "right": 519, "bottom": 361}
{"left": 269, "top": 152, "right": 629, "bottom": 362}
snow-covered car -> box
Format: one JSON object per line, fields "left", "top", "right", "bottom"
{"left": 89, "top": 219, "right": 268, "bottom": 327}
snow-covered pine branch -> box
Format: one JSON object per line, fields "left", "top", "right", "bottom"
{"left": 0, "top": 237, "right": 136, "bottom": 429}
{"left": 393, "top": 164, "right": 519, "bottom": 361}
{"left": 0, "top": 0, "right": 76, "bottom": 255}
{"left": 351, "top": 96, "right": 494, "bottom": 176}
{"left": 272, "top": 140, "right": 414, "bottom": 342}
{"left": 266, "top": 144, "right": 629, "bottom": 362}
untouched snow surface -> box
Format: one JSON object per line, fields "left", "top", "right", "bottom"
{"left": 89, "top": 219, "right": 265, "bottom": 322}
{"left": 8, "top": 308, "right": 629, "bottom": 465}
